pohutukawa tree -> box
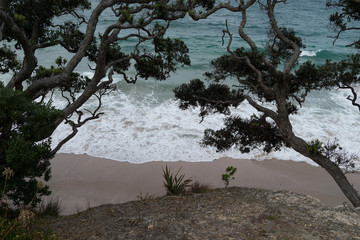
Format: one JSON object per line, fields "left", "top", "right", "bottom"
{"left": 0, "top": 0, "right": 245, "bottom": 207}
{"left": 174, "top": 0, "right": 360, "bottom": 207}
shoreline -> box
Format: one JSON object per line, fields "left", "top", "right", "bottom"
{"left": 48, "top": 153, "right": 360, "bottom": 215}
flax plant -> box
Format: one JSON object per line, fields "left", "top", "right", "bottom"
{"left": 162, "top": 165, "right": 192, "bottom": 195}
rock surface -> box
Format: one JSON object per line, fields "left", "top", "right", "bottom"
{"left": 44, "top": 187, "right": 360, "bottom": 239}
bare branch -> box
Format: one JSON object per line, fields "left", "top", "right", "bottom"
{"left": 338, "top": 83, "right": 360, "bottom": 111}
{"left": 51, "top": 87, "right": 106, "bottom": 155}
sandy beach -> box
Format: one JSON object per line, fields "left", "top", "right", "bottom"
{"left": 49, "top": 153, "right": 360, "bottom": 215}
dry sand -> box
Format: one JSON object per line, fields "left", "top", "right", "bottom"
{"left": 48, "top": 153, "right": 360, "bottom": 215}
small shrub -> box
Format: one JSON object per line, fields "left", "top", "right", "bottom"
{"left": 162, "top": 165, "right": 192, "bottom": 195}
{"left": 222, "top": 166, "right": 237, "bottom": 189}
{"left": 188, "top": 181, "right": 211, "bottom": 194}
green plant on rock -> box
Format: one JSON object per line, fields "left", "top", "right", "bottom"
{"left": 222, "top": 166, "right": 237, "bottom": 190}
{"left": 162, "top": 165, "right": 192, "bottom": 195}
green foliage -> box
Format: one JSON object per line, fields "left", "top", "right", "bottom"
{"left": 0, "top": 46, "right": 21, "bottom": 73}
{"left": 135, "top": 57, "right": 164, "bottom": 80}
{"left": 204, "top": 47, "right": 267, "bottom": 82}
{"left": 202, "top": 115, "right": 285, "bottom": 153}
{"left": 106, "top": 44, "right": 131, "bottom": 73}
{"left": 306, "top": 140, "right": 324, "bottom": 155}
{"left": 162, "top": 165, "right": 192, "bottom": 195}
{"left": 119, "top": 8, "right": 134, "bottom": 24}
{"left": 13, "top": 14, "right": 27, "bottom": 25}
{"left": 4, "top": 0, "right": 91, "bottom": 45}
{"left": 0, "top": 84, "right": 63, "bottom": 207}
{"left": 135, "top": 24, "right": 191, "bottom": 80}
{"left": 153, "top": 3, "right": 168, "bottom": 19}
{"left": 154, "top": 37, "right": 191, "bottom": 69}
{"left": 174, "top": 79, "right": 244, "bottom": 119}
{"left": 222, "top": 166, "right": 237, "bottom": 189}
{"left": 317, "top": 54, "right": 360, "bottom": 87}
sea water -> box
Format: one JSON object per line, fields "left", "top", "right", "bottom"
{"left": 38, "top": 0, "right": 360, "bottom": 165}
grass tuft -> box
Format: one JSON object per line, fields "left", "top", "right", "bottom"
{"left": 188, "top": 181, "right": 212, "bottom": 194}
{"left": 37, "top": 197, "right": 62, "bottom": 217}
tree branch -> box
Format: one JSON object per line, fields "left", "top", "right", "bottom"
{"left": 243, "top": 94, "right": 277, "bottom": 119}
{"left": 266, "top": 0, "right": 301, "bottom": 75}
{"left": 0, "top": 10, "right": 38, "bottom": 90}
{"left": 338, "top": 83, "right": 360, "bottom": 111}
{"left": 223, "top": 12, "right": 275, "bottom": 99}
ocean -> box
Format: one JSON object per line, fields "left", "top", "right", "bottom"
{"left": 43, "top": 0, "right": 360, "bottom": 165}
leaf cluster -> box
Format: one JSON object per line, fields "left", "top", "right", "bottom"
{"left": 3, "top": 0, "right": 91, "bottom": 45}
{"left": 221, "top": 165, "right": 237, "bottom": 189}
{"left": 0, "top": 45, "right": 21, "bottom": 73}
{"left": 135, "top": 25, "right": 190, "bottom": 80}
{"left": 174, "top": 78, "right": 244, "bottom": 119}
{"left": 202, "top": 115, "right": 285, "bottom": 153}
{"left": 205, "top": 47, "right": 266, "bottom": 81}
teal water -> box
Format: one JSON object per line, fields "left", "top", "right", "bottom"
{"left": 41, "top": 0, "right": 360, "bottom": 164}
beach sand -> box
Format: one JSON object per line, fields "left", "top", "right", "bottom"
{"left": 49, "top": 153, "right": 360, "bottom": 215}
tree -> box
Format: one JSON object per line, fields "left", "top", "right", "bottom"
{"left": 0, "top": 83, "right": 63, "bottom": 207}
{"left": 0, "top": 0, "right": 253, "bottom": 207}
{"left": 174, "top": 0, "right": 360, "bottom": 207}
{"left": 326, "top": 0, "right": 360, "bottom": 110}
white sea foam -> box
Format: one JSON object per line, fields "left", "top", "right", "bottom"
{"left": 51, "top": 81, "right": 360, "bottom": 167}
{"left": 300, "top": 49, "right": 322, "bottom": 57}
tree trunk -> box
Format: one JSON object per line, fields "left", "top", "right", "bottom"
{"left": 288, "top": 134, "right": 360, "bottom": 207}
{"left": 273, "top": 91, "right": 360, "bottom": 207}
